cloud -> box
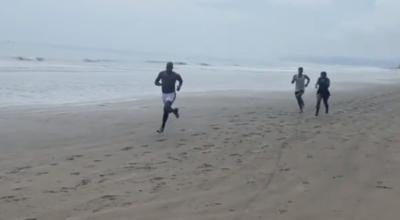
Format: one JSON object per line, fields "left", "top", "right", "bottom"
{"left": 0, "top": 0, "right": 399, "bottom": 61}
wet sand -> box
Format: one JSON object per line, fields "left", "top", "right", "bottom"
{"left": 1, "top": 85, "right": 400, "bottom": 220}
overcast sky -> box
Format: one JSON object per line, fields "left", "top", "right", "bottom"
{"left": 1, "top": 0, "right": 399, "bottom": 61}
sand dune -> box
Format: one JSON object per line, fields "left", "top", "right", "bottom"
{"left": 0, "top": 85, "right": 400, "bottom": 220}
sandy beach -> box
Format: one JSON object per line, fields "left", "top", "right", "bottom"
{"left": 1, "top": 84, "right": 400, "bottom": 220}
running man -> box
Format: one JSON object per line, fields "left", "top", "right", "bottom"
{"left": 315, "top": 71, "right": 331, "bottom": 116}
{"left": 154, "top": 62, "right": 183, "bottom": 133}
{"left": 291, "top": 67, "right": 310, "bottom": 113}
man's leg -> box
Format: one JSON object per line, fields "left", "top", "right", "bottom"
{"left": 315, "top": 95, "right": 322, "bottom": 116}
{"left": 157, "top": 100, "right": 180, "bottom": 133}
{"left": 158, "top": 101, "right": 173, "bottom": 133}
{"left": 164, "top": 101, "right": 174, "bottom": 113}
{"left": 164, "top": 100, "right": 179, "bottom": 118}
{"left": 295, "top": 91, "right": 304, "bottom": 112}
{"left": 299, "top": 93, "right": 305, "bottom": 109}
{"left": 157, "top": 109, "right": 169, "bottom": 133}
{"left": 323, "top": 96, "right": 329, "bottom": 114}
{"left": 173, "top": 108, "right": 179, "bottom": 118}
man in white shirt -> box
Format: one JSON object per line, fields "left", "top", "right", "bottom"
{"left": 291, "top": 67, "right": 310, "bottom": 113}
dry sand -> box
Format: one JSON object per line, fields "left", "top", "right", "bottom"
{"left": 1, "top": 85, "right": 400, "bottom": 220}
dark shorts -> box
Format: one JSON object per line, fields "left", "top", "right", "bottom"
{"left": 317, "top": 89, "right": 330, "bottom": 98}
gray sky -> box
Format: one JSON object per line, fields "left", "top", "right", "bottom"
{"left": 1, "top": 0, "right": 399, "bottom": 61}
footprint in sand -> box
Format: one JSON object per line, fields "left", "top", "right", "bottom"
{"left": 151, "top": 182, "right": 167, "bottom": 193}
{"left": 142, "top": 151, "right": 152, "bottom": 155}
{"left": 78, "top": 194, "right": 126, "bottom": 213}
{"left": 279, "top": 168, "right": 291, "bottom": 172}
{"left": 203, "top": 144, "right": 215, "bottom": 149}
{"left": 193, "top": 146, "right": 202, "bottom": 151}
{"left": 279, "top": 209, "right": 288, "bottom": 214}
{"left": 250, "top": 117, "right": 258, "bottom": 122}
{"left": 43, "top": 190, "right": 57, "bottom": 194}
{"left": 0, "top": 195, "right": 27, "bottom": 203}
{"left": 376, "top": 181, "right": 393, "bottom": 189}
{"left": 35, "top": 171, "right": 49, "bottom": 176}
{"left": 191, "top": 133, "right": 202, "bottom": 137}
{"left": 75, "top": 178, "right": 91, "bottom": 188}
{"left": 210, "top": 124, "right": 221, "bottom": 130}
{"left": 205, "top": 202, "right": 223, "bottom": 207}
{"left": 178, "top": 152, "right": 188, "bottom": 157}
{"left": 7, "top": 166, "right": 32, "bottom": 174}
{"left": 149, "top": 177, "right": 167, "bottom": 193}
{"left": 60, "top": 187, "right": 75, "bottom": 193}
{"left": 197, "top": 163, "right": 214, "bottom": 172}
{"left": 156, "top": 138, "right": 166, "bottom": 142}
{"left": 150, "top": 177, "right": 164, "bottom": 182}
{"left": 66, "top": 155, "right": 83, "bottom": 161}
{"left": 121, "top": 146, "right": 134, "bottom": 151}
{"left": 124, "top": 163, "right": 154, "bottom": 171}
{"left": 177, "top": 143, "right": 186, "bottom": 147}
{"left": 167, "top": 154, "right": 182, "bottom": 162}
{"left": 376, "top": 185, "right": 393, "bottom": 190}
{"left": 261, "top": 144, "right": 270, "bottom": 149}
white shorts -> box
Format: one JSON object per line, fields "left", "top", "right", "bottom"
{"left": 162, "top": 93, "right": 176, "bottom": 104}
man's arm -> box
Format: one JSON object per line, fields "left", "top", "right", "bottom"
{"left": 291, "top": 75, "right": 296, "bottom": 84}
{"left": 154, "top": 72, "right": 162, "bottom": 86}
{"left": 305, "top": 75, "right": 310, "bottom": 87}
{"left": 327, "top": 78, "right": 330, "bottom": 88}
{"left": 176, "top": 74, "right": 183, "bottom": 91}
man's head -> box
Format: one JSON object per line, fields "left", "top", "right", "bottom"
{"left": 298, "top": 67, "right": 303, "bottom": 76}
{"left": 166, "top": 62, "right": 174, "bottom": 72}
{"left": 321, "top": 71, "right": 327, "bottom": 78}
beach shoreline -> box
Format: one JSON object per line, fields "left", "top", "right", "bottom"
{"left": 0, "top": 79, "right": 396, "bottom": 112}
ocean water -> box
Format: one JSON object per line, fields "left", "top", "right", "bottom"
{"left": 0, "top": 56, "right": 399, "bottom": 107}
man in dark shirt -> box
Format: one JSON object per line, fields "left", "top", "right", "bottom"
{"left": 154, "top": 62, "right": 183, "bottom": 133}
{"left": 315, "top": 71, "right": 331, "bottom": 116}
